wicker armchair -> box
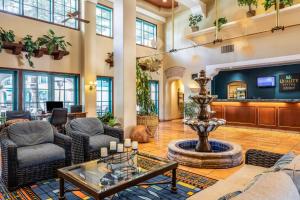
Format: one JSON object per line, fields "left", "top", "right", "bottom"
{"left": 245, "top": 149, "right": 284, "bottom": 168}
{"left": 0, "top": 121, "right": 71, "bottom": 191}
{"left": 66, "top": 117, "right": 124, "bottom": 164}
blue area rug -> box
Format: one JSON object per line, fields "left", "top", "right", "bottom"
{"left": 0, "top": 170, "right": 217, "bottom": 200}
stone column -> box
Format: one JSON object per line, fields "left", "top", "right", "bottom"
{"left": 113, "top": 0, "right": 137, "bottom": 138}
{"left": 81, "top": 0, "right": 97, "bottom": 117}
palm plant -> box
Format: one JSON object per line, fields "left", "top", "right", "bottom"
{"left": 38, "top": 29, "right": 71, "bottom": 54}
{"left": 263, "top": 0, "right": 293, "bottom": 11}
{"left": 237, "top": 0, "right": 258, "bottom": 17}
{"left": 0, "top": 27, "right": 15, "bottom": 52}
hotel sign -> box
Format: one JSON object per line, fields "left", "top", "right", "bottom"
{"left": 279, "top": 73, "right": 300, "bottom": 92}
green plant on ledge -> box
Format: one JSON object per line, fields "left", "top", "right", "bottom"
{"left": 263, "top": 0, "right": 293, "bottom": 11}
{"left": 189, "top": 14, "right": 203, "bottom": 32}
{"left": 22, "top": 35, "right": 42, "bottom": 67}
{"left": 237, "top": 0, "right": 258, "bottom": 17}
{"left": 38, "top": 29, "right": 71, "bottom": 54}
{"left": 98, "top": 112, "right": 121, "bottom": 127}
{"left": 0, "top": 27, "right": 15, "bottom": 52}
{"left": 214, "top": 17, "right": 228, "bottom": 31}
{"left": 136, "top": 64, "right": 156, "bottom": 116}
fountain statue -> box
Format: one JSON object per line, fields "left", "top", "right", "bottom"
{"left": 184, "top": 70, "right": 226, "bottom": 152}
{"left": 167, "top": 70, "right": 242, "bottom": 169}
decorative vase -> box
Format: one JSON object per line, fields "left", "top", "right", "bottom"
{"left": 191, "top": 26, "right": 199, "bottom": 32}
{"left": 136, "top": 115, "right": 159, "bottom": 138}
{"left": 247, "top": 9, "right": 256, "bottom": 17}
{"left": 279, "top": 3, "right": 285, "bottom": 9}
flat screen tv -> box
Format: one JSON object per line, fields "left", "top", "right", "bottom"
{"left": 257, "top": 76, "right": 276, "bottom": 88}
{"left": 46, "top": 101, "right": 63, "bottom": 113}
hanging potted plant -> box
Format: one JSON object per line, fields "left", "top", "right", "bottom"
{"left": 214, "top": 17, "right": 228, "bottom": 31}
{"left": 263, "top": 0, "right": 293, "bottom": 11}
{"left": 136, "top": 64, "right": 158, "bottom": 137}
{"left": 237, "top": 0, "right": 258, "bottom": 17}
{"left": 38, "top": 29, "right": 71, "bottom": 60}
{"left": 22, "top": 35, "right": 44, "bottom": 67}
{"left": 137, "top": 57, "right": 162, "bottom": 72}
{"left": 189, "top": 14, "right": 203, "bottom": 32}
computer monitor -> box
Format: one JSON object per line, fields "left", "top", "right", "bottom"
{"left": 46, "top": 101, "right": 63, "bottom": 113}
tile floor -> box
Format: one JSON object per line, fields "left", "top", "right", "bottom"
{"left": 139, "top": 120, "right": 300, "bottom": 180}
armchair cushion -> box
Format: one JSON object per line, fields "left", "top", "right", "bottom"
{"left": 69, "top": 118, "right": 104, "bottom": 136}
{"left": 89, "top": 135, "right": 119, "bottom": 152}
{"left": 17, "top": 143, "right": 65, "bottom": 168}
{"left": 8, "top": 121, "right": 54, "bottom": 147}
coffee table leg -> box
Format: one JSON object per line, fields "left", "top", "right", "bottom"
{"left": 59, "top": 178, "right": 65, "bottom": 200}
{"left": 171, "top": 168, "right": 177, "bottom": 193}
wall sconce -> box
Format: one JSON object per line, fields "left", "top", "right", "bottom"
{"left": 88, "top": 81, "right": 97, "bottom": 91}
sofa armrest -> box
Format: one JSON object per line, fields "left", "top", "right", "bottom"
{"left": 54, "top": 132, "right": 72, "bottom": 166}
{"left": 67, "top": 130, "right": 90, "bottom": 164}
{"left": 0, "top": 138, "right": 18, "bottom": 190}
{"left": 104, "top": 125, "right": 124, "bottom": 142}
{"left": 245, "top": 149, "right": 284, "bottom": 168}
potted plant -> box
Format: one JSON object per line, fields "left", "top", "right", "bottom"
{"left": 189, "top": 14, "right": 203, "bottom": 32}
{"left": 0, "top": 27, "right": 21, "bottom": 55}
{"left": 38, "top": 29, "right": 71, "bottom": 60}
{"left": 136, "top": 64, "right": 158, "bottom": 137}
{"left": 214, "top": 17, "right": 228, "bottom": 31}
{"left": 98, "top": 112, "right": 121, "bottom": 128}
{"left": 263, "top": 0, "right": 293, "bottom": 11}
{"left": 137, "top": 57, "right": 162, "bottom": 72}
{"left": 238, "top": 0, "right": 258, "bottom": 17}
{"left": 22, "top": 35, "right": 44, "bottom": 67}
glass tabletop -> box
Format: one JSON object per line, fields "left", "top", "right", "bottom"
{"left": 63, "top": 152, "right": 175, "bottom": 193}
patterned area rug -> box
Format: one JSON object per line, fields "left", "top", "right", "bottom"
{"left": 0, "top": 157, "right": 217, "bottom": 200}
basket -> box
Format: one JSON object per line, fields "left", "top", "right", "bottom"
{"left": 137, "top": 115, "right": 159, "bottom": 138}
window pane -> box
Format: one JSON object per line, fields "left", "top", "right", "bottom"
{"left": 4, "top": 0, "right": 19, "bottom": 14}
{"left": 96, "top": 4, "right": 112, "bottom": 37}
{"left": 0, "top": 72, "right": 14, "bottom": 114}
{"left": 96, "top": 77, "right": 113, "bottom": 116}
{"left": 149, "top": 81, "right": 159, "bottom": 115}
{"left": 136, "top": 19, "right": 157, "bottom": 48}
{"left": 0, "top": 0, "right": 3, "bottom": 10}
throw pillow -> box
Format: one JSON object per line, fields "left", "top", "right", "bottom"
{"left": 282, "top": 155, "right": 300, "bottom": 193}
{"left": 270, "top": 151, "right": 295, "bottom": 171}
{"left": 232, "top": 172, "right": 300, "bottom": 200}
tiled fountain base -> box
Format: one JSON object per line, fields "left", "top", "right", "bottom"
{"left": 168, "top": 139, "right": 243, "bottom": 169}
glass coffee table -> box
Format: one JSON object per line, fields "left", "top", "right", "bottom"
{"left": 57, "top": 152, "right": 178, "bottom": 200}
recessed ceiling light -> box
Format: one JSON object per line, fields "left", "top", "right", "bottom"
{"left": 163, "top": 0, "right": 168, "bottom": 3}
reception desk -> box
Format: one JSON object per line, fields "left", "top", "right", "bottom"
{"left": 211, "top": 99, "right": 300, "bottom": 131}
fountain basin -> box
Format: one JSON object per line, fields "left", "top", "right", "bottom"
{"left": 168, "top": 139, "right": 243, "bottom": 169}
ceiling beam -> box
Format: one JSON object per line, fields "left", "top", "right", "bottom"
{"left": 177, "top": 0, "right": 206, "bottom": 17}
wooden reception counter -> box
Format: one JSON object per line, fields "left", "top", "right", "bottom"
{"left": 211, "top": 99, "right": 300, "bottom": 131}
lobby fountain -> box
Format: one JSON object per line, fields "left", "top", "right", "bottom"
{"left": 168, "top": 70, "right": 243, "bottom": 168}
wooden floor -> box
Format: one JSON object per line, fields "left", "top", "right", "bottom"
{"left": 139, "top": 120, "right": 300, "bottom": 180}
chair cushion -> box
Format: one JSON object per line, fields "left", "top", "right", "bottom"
{"left": 89, "top": 135, "right": 119, "bottom": 152}
{"left": 8, "top": 121, "right": 54, "bottom": 147}
{"left": 17, "top": 143, "right": 65, "bottom": 168}
{"left": 187, "top": 165, "right": 267, "bottom": 200}
{"left": 69, "top": 118, "right": 104, "bottom": 136}
{"left": 232, "top": 172, "right": 300, "bottom": 200}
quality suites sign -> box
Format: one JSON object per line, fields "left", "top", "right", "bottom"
{"left": 279, "top": 73, "right": 300, "bottom": 92}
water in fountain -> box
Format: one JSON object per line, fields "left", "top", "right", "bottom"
{"left": 184, "top": 70, "right": 226, "bottom": 152}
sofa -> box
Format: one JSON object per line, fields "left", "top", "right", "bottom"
{"left": 66, "top": 117, "right": 124, "bottom": 164}
{"left": 188, "top": 149, "right": 300, "bottom": 200}
{"left": 0, "top": 121, "right": 72, "bottom": 191}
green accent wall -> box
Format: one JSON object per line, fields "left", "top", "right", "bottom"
{"left": 211, "top": 64, "right": 300, "bottom": 99}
